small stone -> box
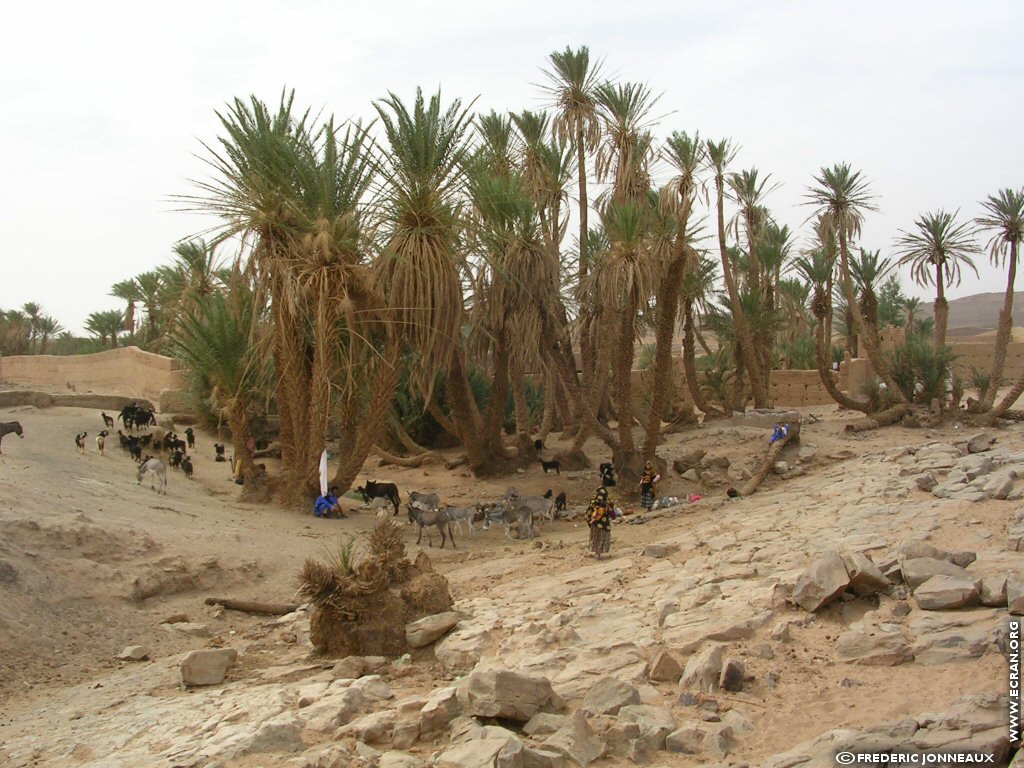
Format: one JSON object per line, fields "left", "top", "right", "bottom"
{"left": 405, "top": 612, "right": 459, "bottom": 648}
{"left": 333, "top": 656, "right": 367, "bottom": 680}
{"left": 542, "top": 710, "right": 606, "bottom": 767}
{"left": 581, "top": 677, "right": 640, "bottom": 716}
{"left": 772, "top": 461, "right": 789, "bottom": 475}
{"left": 791, "top": 550, "right": 851, "bottom": 612}
{"left": 967, "top": 432, "right": 997, "bottom": 453}
{"left": 718, "top": 659, "right": 745, "bottom": 692}
{"left": 979, "top": 575, "right": 1008, "bottom": 607}
{"left": 916, "top": 472, "right": 938, "bottom": 492}
{"left": 770, "top": 622, "right": 792, "bottom": 642}
{"left": 523, "top": 713, "right": 568, "bottom": 737}
{"left": 679, "top": 645, "right": 722, "bottom": 693}
{"left": 648, "top": 649, "right": 683, "bottom": 682}
{"left": 179, "top": 648, "right": 238, "bottom": 686}
{"left": 1008, "top": 579, "right": 1024, "bottom": 615}
{"left": 457, "top": 668, "right": 558, "bottom": 722}
{"left": 681, "top": 469, "right": 699, "bottom": 482}
{"left": 116, "top": 646, "right": 148, "bottom": 661}
{"left": 642, "top": 543, "right": 679, "bottom": 558}
{"left": 749, "top": 642, "right": 773, "bottom": 660}
{"left": 617, "top": 705, "right": 677, "bottom": 751}
{"left": 892, "top": 601, "right": 912, "bottom": 617}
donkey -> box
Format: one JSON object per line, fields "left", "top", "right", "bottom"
{"left": 407, "top": 504, "right": 455, "bottom": 549}
{"left": 0, "top": 422, "right": 24, "bottom": 454}
{"left": 137, "top": 457, "right": 167, "bottom": 494}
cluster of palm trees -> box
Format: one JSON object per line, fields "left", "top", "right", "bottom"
{"left": 9, "top": 46, "right": 1019, "bottom": 502}
{"left": 0, "top": 303, "right": 64, "bottom": 355}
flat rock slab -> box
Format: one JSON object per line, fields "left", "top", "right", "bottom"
{"left": 902, "top": 557, "right": 972, "bottom": 589}
{"left": 617, "top": 704, "right": 677, "bottom": 751}
{"left": 581, "top": 676, "right": 640, "bottom": 716}
{"left": 914, "top": 575, "right": 980, "bottom": 610}
{"left": 542, "top": 710, "right": 606, "bottom": 767}
{"left": 835, "top": 625, "right": 913, "bottom": 666}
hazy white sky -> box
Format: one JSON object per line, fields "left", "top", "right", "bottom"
{"left": 2, "top": 0, "right": 1022, "bottom": 334}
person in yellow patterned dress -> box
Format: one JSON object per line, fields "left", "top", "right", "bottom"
{"left": 586, "top": 486, "right": 612, "bottom": 560}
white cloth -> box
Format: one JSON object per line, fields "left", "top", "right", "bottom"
{"left": 318, "top": 449, "right": 328, "bottom": 496}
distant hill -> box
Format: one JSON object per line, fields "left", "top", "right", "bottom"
{"left": 922, "top": 291, "right": 1024, "bottom": 331}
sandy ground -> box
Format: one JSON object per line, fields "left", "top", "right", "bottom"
{"left": 0, "top": 398, "right": 1016, "bottom": 766}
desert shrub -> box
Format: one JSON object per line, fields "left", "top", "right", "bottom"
{"left": 887, "top": 336, "right": 956, "bottom": 403}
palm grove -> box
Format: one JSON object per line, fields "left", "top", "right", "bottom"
{"left": 6, "top": 46, "right": 1022, "bottom": 506}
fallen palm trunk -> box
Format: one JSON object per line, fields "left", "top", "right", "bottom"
{"left": 373, "top": 446, "right": 440, "bottom": 468}
{"left": 445, "top": 456, "right": 468, "bottom": 470}
{"left": 204, "top": 597, "right": 299, "bottom": 616}
{"left": 739, "top": 429, "right": 796, "bottom": 497}
{"left": 843, "top": 404, "right": 912, "bottom": 433}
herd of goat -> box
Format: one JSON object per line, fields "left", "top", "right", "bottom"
{"left": 355, "top": 479, "right": 572, "bottom": 549}
{"left": 74, "top": 404, "right": 221, "bottom": 495}
{"left": 52, "top": 407, "right": 614, "bottom": 549}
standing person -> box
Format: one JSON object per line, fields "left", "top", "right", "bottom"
{"left": 586, "top": 487, "right": 612, "bottom": 560}
{"left": 638, "top": 461, "right": 660, "bottom": 510}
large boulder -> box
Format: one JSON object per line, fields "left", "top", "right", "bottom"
{"left": 581, "top": 677, "right": 640, "bottom": 716}
{"left": 679, "top": 645, "right": 722, "bottom": 693}
{"left": 406, "top": 611, "right": 459, "bottom": 648}
{"left": 666, "top": 721, "right": 733, "bottom": 757}
{"left": 436, "top": 736, "right": 525, "bottom": 768}
{"left": 902, "top": 557, "right": 972, "bottom": 589}
{"left": 542, "top": 710, "right": 606, "bottom": 767}
{"left": 914, "top": 576, "right": 980, "bottom": 610}
{"left": 420, "top": 686, "right": 460, "bottom": 734}
{"left": 842, "top": 552, "right": 891, "bottom": 597}
{"left": 791, "top": 550, "right": 850, "bottom": 611}
{"left": 457, "top": 668, "right": 559, "bottom": 722}
{"left": 617, "top": 704, "right": 677, "bottom": 751}
{"left": 179, "top": 648, "right": 238, "bottom": 686}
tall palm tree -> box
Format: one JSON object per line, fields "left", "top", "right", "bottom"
{"left": 850, "top": 248, "right": 895, "bottom": 354}
{"left": 708, "top": 138, "right": 768, "bottom": 407}
{"left": 975, "top": 188, "right": 1024, "bottom": 409}
{"left": 680, "top": 253, "right": 721, "bottom": 415}
{"left": 375, "top": 88, "right": 508, "bottom": 474}
{"left": 894, "top": 209, "right": 979, "bottom": 349}
{"left": 904, "top": 296, "right": 922, "bottom": 336}
{"left": 36, "top": 316, "right": 62, "bottom": 354}
{"left": 134, "top": 271, "right": 164, "bottom": 342}
{"left": 544, "top": 46, "right": 602, "bottom": 288}
{"left": 642, "top": 130, "right": 705, "bottom": 458}
{"left": 21, "top": 302, "right": 41, "bottom": 352}
{"left": 795, "top": 249, "right": 870, "bottom": 412}
{"left": 110, "top": 279, "right": 142, "bottom": 334}
{"left": 805, "top": 164, "right": 902, "bottom": 398}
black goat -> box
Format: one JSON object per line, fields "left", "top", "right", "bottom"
{"left": 0, "top": 421, "right": 24, "bottom": 453}
{"left": 357, "top": 480, "right": 401, "bottom": 516}
{"left": 539, "top": 458, "right": 560, "bottom": 474}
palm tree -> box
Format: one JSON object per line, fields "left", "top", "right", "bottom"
{"left": 110, "top": 279, "right": 142, "bottom": 334}
{"left": 680, "top": 253, "right": 721, "bottom": 415}
{"left": 795, "top": 248, "right": 870, "bottom": 411}
{"left": 85, "top": 310, "right": 125, "bottom": 349}
{"left": 169, "top": 276, "right": 268, "bottom": 483}
{"left": 36, "top": 316, "right": 62, "bottom": 354}
{"left": 375, "top": 88, "right": 508, "bottom": 474}
{"left": 708, "top": 138, "right": 768, "bottom": 407}
{"left": 975, "top": 188, "right": 1024, "bottom": 409}
{"left": 544, "top": 46, "right": 602, "bottom": 288}
{"left": 904, "top": 296, "right": 922, "bottom": 336}
{"left": 894, "top": 209, "right": 979, "bottom": 349}
{"left": 805, "top": 164, "right": 902, "bottom": 398}
{"left": 21, "top": 302, "right": 41, "bottom": 352}
{"left": 850, "top": 248, "right": 895, "bottom": 354}
{"left": 642, "top": 130, "right": 706, "bottom": 458}
{"left": 134, "top": 271, "right": 164, "bottom": 342}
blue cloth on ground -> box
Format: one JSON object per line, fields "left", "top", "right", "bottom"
{"left": 314, "top": 493, "right": 338, "bottom": 517}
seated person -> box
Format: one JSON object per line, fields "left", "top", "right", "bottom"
{"left": 314, "top": 487, "right": 346, "bottom": 518}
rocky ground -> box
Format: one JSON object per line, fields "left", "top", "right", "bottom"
{"left": 0, "top": 399, "right": 1018, "bottom": 767}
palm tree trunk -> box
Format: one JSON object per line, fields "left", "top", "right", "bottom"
{"left": 331, "top": 341, "right": 404, "bottom": 492}
{"left": 538, "top": 371, "right": 555, "bottom": 441}
{"left": 934, "top": 264, "right": 949, "bottom": 350}
{"left": 614, "top": 293, "right": 638, "bottom": 457}
{"left": 984, "top": 242, "right": 1017, "bottom": 410}
{"left": 228, "top": 400, "right": 256, "bottom": 483}
{"left": 576, "top": 128, "right": 589, "bottom": 287}
{"left": 482, "top": 340, "right": 514, "bottom": 460}
{"left": 447, "top": 349, "right": 501, "bottom": 474}
{"left": 985, "top": 369, "right": 1024, "bottom": 424}
{"left": 816, "top": 314, "right": 869, "bottom": 412}
{"left": 682, "top": 300, "right": 719, "bottom": 415}
{"left": 510, "top": 364, "right": 534, "bottom": 459}
{"left": 837, "top": 232, "right": 904, "bottom": 398}
{"left": 714, "top": 176, "right": 768, "bottom": 407}
{"left": 426, "top": 397, "right": 461, "bottom": 441}
{"left": 739, "top": 428, "right": 794, "bottom": 496}
{"left": 642, "top": 255, "right": 685, "bottom": 460}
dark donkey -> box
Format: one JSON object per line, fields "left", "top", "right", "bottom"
{"left": 0, "top": 421, "right": 24, "bottom": 453}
